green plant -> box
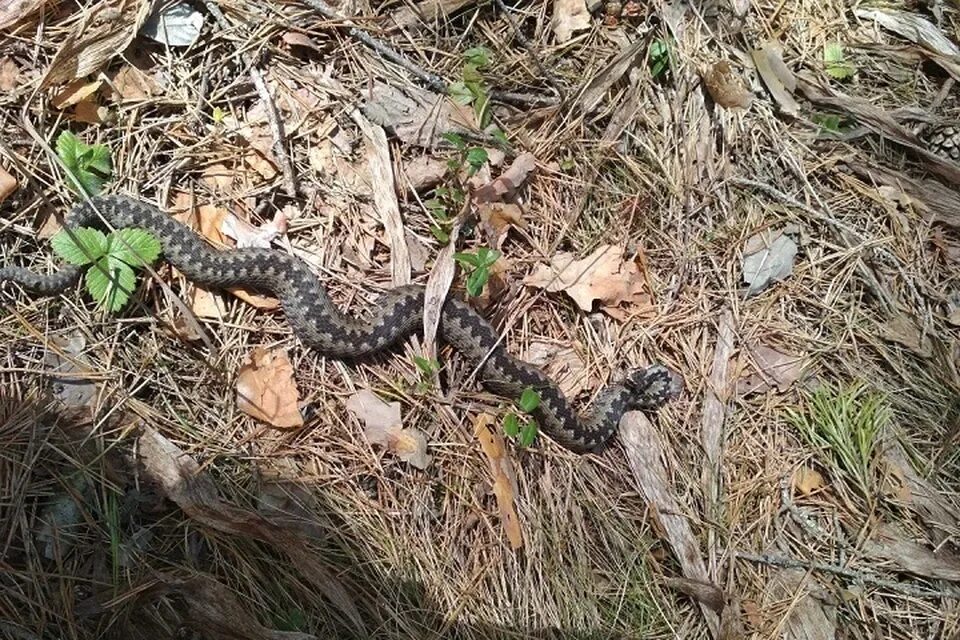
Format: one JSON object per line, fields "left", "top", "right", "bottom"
{"left": 453, "top": 246, "right": 500, "bottom": 296}
{"left": 823, "top": 42, "right": 855, "bottom": 80}
{"left": 51, "top": 226, "right": 162, "bottom": 312}
{"left": 413, "top": 355, "right": 441, "bottom": 391}
{"left": 503, "top": 386, "right": 540, "bottom": 447}
{"left": 56, "top": 130, "right": 113, "bottom": 197}
{"left": 786, "top": 381, "right": 888, "bottom": 500}
{"left": 648, "top": 38, "right": 672, "bottom": 79}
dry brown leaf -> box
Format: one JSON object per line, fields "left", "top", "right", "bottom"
{"left": 473, "top": 152, "right": 537, "bottom": 204}
{"left": 523, "top": 245, "right": 653, "bottom": 319}
{"left": 109, "top": 65, "right": 163, "bottom": 101}
{"left": 403, "top": 155, "right": 448, "bottom": 192}
{"left": 662, "top": 577, "right": 726, "bottom": 613}
{"left": 737, "top": 343, "right": 806, "bottom": 396}
{"left": 362, "top": 82, "right": 475, "bottom": 148}
{"left": 0, "top": 56, "right": 20, "bottom": 91}
{"left": 877, "top": 313, "right": 932, "bottom": 358}
{"left": 201, "top": 162, "right": 234, "bottom": 191}
{"left": 793, "top": 466, "right": 826, "bottom": 496}
{"left": 551, "top": 0, "right": 591, "bottom": 44}
{"left": 704, "top": 60, "right": 753, "bottom": 110}
{"left": 524, "top": 340, "right": 596, "bottom": 399}
{"left": 41, "top": 0, "right": 153, "bottom": 88}
{"left": 579, "top": 39, "right": 646, "bottom": 113}
{"left": 856, "top": 8, "right": 960, "bottom": 78}
{"left": 864, "top": 524, "right": 960, "bottom": 581}
{"left": 137, "top": 428, "right": 362, "bottom": 630}
{"left": 51, "top": 78, "right": 103, "bottom": 109}
{"left": 141, "top": 574, "right": 319, "bottom": 640}
{"left": 281, "top": 30, "right": 322, "bottom": 53}
{"left": 474, "top": 413, "right": 523, "bottom": 549}
{"left": 620, "top": 411, "right": 720, "bottom": 636}
{"left": 345, "top": 389, "right": 432, "bottom": 469}
{"left": 0, "top": 164, "right": 17, "bottom": 204}
{"left": 236, "top": 347, "right": 304, "bottom": 429}
{"left": 388, "top": 0, "right": 477, "bottom": 30}
{"left": 478, "top": 203, "right": 526, "bottom": 249}
{"left": 74, "top": 98, "right": 108, "bottom": 125}
{"left": 750, "top": 43, "right": 799, "bottom": 116}
{"left": 0, "top": 0, "right": 44, "bottom": 30}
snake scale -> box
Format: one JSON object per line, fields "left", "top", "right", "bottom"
{"left": 0, "top": 195, "right": 679, "bottom": 452}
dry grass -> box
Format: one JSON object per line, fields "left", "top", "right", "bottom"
{"left": 2, "top": 0, "right": 960, "bottom": 638}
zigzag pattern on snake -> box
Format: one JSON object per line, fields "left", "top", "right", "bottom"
{"left": 0, "top": 195, "right": 679, "bottom": 452}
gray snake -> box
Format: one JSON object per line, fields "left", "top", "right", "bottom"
{"left": 0, "top": 195, "right": 678, "bottom": 452}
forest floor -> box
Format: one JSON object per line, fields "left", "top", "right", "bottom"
{"left": 1, "top": 0, "right": 959, "bottom": 638}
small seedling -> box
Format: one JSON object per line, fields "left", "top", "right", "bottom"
{"left": 823, "top": 43, "right": 855, "bottom": 80}
{"left": 503, "top": 386, "right": 541, "bottom": 447}
{"left": 51, "top": 226, "right": 162, "bottom": 312}
{"left": 648, "top": 39, "right": 672, "bottom": 79}
{"left": 453, "top": 246, "right": 500, "bottom": 296}
{"left": 413, "top": 356, "right": 442, "bottom": 391}
{"left": 56, "top": 130, "right": 113, "bottom": 197}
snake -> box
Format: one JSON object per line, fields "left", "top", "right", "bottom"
{"left": 0, "top": 195, "right": 679, "bottom": 452}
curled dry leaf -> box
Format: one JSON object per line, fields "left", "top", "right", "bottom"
{"left": 362, "top": 82, "right": 474, "bottom": 148}
{"left": 478, "top": 203, "right": 526, "bottom": 249}
{"left": 236, "top": 347, "right": 304, "bottom": 429}
{"left": 793, "top": 466, "right": 826, "bottom": 496}
{"left": 523, "top": 244, "right": 654, "bottom": 319}
{"left": 750, "top": 43, "right": 799, "bottom": 116}
{"left": 345, "top": 389, "right": 432, "bottom": 469}
{"left": 473, "top": 413, "right": 523, "bottom": 549}
{"left": 704, "top": 60, "right": 753, "bottom": 110}
{"left": 551, "top": 0, "right": 591, "bottom": 44}
{"left": 877, "top": 313, "right": 932, "bottom": 358}
{"left": 473, "top": 152, "right": 537, "bottom": 204}
{"left": 0, "top": 56, "right": 20, "bottom": 92}
{"left": 524, "top": 340, "right": 596, "bottom": 399}
{"left": 137, "top": 428, "right": 362, "bottom": 629}
{"left": 109, "top": 65, "right": 163, "bottom": 102}
{"left": 0, "top": 164, "right": 17, "bottom": 204}
{"left": 403, "top": 155, "right": 448, "bottom": 192}
{"left": 737, "top": 343, "right": 806, "bottom": 396}
{"left": 51, "top": 78, "right": 102, "bottom": 109}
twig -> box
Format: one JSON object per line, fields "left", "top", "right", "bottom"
{"left": 736, "top": 551, "right": 960, "bottom": 599}
{"left": 299, "top": 0, "right": 559, "bottom": 108}
{"left": 202, "top": 0, "right": 298, "bottom": 199}
{"left": 491, "top": 0, "right": 565, "bottom": 99}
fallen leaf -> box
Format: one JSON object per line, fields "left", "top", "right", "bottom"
{"left": 750, "top": 43, "right": 799, "bottom": 116}
{"left": 552, "top": 0, "right": 592, "bottom": 44}
{"left": 236, "top": 347, "right": 304, "bottom": 429}
{"left": 281, "top": 30, "right": 322, "bottom": 53}
{"left": 109, "top": 65, "right": 163, "bottom": 101}
{"left": 704, "top": 60, "right": 753, "bottom": 110}
{"left": 362, "top": 82, "right": 475, "bottom": 148}
{"left": 737, "top": 343, "right": 806, "bottom": 395}
{"left": 524, "top": 340, "right": 596, "bottom": 399}
{"left": 42, "top": 333, "right": 98, "bottom": 412}
{"left": 221, "top": 209, "right": 287, "bottom": 249}
{"left": 764, "top": 568, "right": 837, "bottom": 640}
{"left": 0, "top": 56, "right": 20, "bottom": 92}
{"left": 0, "top": 164, "right": 17, "bottom": 204}
{"left": 742, "top": 228, "right": 798, "bottom": 295}
{"left": 142, "top": 574, "right": 319, "bottom": 640}
{"left": 74, "top": 97, "right": 108, "bottom": 125}
{"left": 403, "top": 155, "right": 448, "bottom": 192}
{"left": 345, "top": 390, "right": 432, "bottom": 469}
{"left": 474, "top": 413, "right": 523, "bottom": 549}
{"left": 478, "top": 203, "right": 526, "bottom": 249}
{"left": 0, "top": 0, "right": 44, "bottom": 30}
{"left": 793, "top": 466, "right": 826, "bottom": 496}
{"left": 472, "top": 152, "right": 537, "bottom": 204}
{"left": 142, "top": 1, "right": 204, "bottom": 47}
{"left": 523, "top": 245, "right": 653, "bottom": 318}
{"left": 51, "top": 78, "right": 103, "bottom": 109}
{"left": 137, "top": 428, "right": 362, "bottom": 630}
{"left": 201, "top": 162, "right": 234, "bottom": 191}
{"left": 41, "top": 1, "right": 153, "bottom": 88}
{"left": 877, "top": 313, "right": 932, "bottom": 357}
{"left": 662, "top": 577, "right": 726, "bottom": 613}
{"left": 579, "top": 38, "right": 646, "bottom": 113}
{"left": 864, "top": 524, "right": 960, "bottom": 581}
{"left": 388, "top": 0, "right": 476, "bottom": 30}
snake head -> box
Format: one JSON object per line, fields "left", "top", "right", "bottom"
{"left": 624, "top": 364, "right": 682, "bottom": 410}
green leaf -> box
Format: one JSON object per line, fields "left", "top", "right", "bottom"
{"left": 51, "top": 227, "right": 108, "bottom": 266}
{"left": 465, "top": 266, "right": 489, "bottom": 297}
{"left": 475, "top": 92, "right": 492, "bottom": 129}
{"left": 476, "top": 247, "right": 500, "bottom": 267}
{"left": 108, "top": 228, "right": 162, "bottom": 267}
{"left": 86, "top": 256, "right": 136, "bottom": 312}
{"left": 440, "top": 132, "right": 467, "bottom": 150}
{"left": 414, "top": 356, "right": 439, "bottom": 376}
{"left": 448, "top": 82, "right": 474, "bottom": 106}
{"left": 461, "top": 63, "right": 483, "bottom": 84}
{"left": 55, "top": 130, "right": 112, "bottom": 197}
{"left": 465, "top": 147, "right": 488, "bottom": 175}
{"left": 518, "top": 387, "right": 540, "bottom": 413}
{"left": 463, "top": 46, "right": 491, "bottom": 68}
{"left": 489, "top": 126, "right": 509, "bottom": 148}
{"left": 430, "top": 224, "right": 450, "bottom": 243}
{"left": 503, "top": 413, "right": 520, "bottom": 437}
{"left": 560, "top": 157, "right": 576, "bottom": 171}
{"left": 814, "top": 113, "right": 842, "bottom": 133}
{"left": 519, "top": 420, "right": 538, "bottom": 447}
{"left": 824, "top": 43, "right": 855, "bottom": 80}
{"left": 453, "top": 251, "right": 481, "bottom": 268}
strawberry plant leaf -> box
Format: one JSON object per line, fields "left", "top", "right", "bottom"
{"left": 51, "top": 227, "right": 108, "bottom": 266}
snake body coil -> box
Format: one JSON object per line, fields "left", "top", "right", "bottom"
{"left": 1, "top": 195, "right": 677, "bottom": 452}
